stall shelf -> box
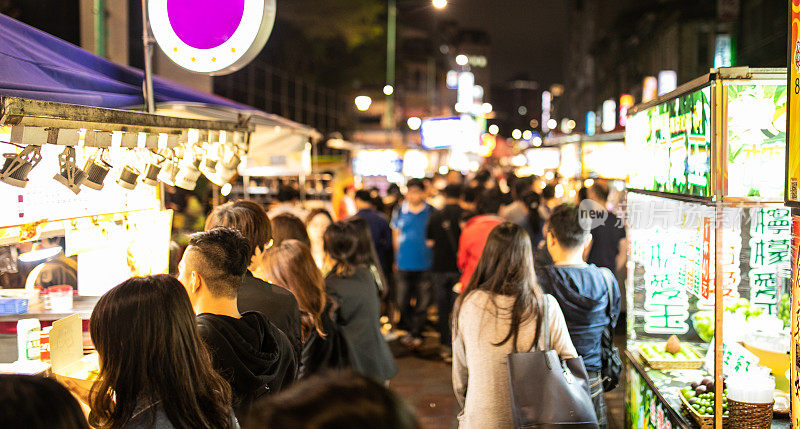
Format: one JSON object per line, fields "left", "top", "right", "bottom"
{"left": 624, "top": 67, "right": 790, "bottom": 428}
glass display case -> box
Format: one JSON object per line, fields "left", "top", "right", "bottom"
{"left": 624, "top": 68, "right": 791, "bottom": 428}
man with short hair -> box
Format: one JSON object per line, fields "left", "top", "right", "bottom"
{"left": 178, "top": 227, "right": 297, "bottom": 418}
{"left": 355, "top": 189, "right": 393, "bottom": 275}
{"left": 205, "top": 200, "right": 303, "bottom": 359}
{"left": 584, "top": 183, "right": 627, "bottom": 277}
{"left": 456, "top": 189, "right": 505, "bottom": 292}
{"left": 425, "top": 184, "right": 464, "bottom": 361}
{"left": 391, "top": 178, "right": 434, "bottom": 349}
{"left": 535, "top": 204, "right": 620, "bottom": 428}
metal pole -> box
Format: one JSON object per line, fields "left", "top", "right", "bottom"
{"left": 141, "top": 0, "right": 155, "bottom": 113}
{"left": 385, "top": 0, "right": 396, "bottom": 145}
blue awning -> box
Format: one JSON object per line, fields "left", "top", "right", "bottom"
{"left": 0, "top": 13, "right": 249, "bottom": 110}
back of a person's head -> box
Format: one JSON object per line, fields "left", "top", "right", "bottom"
{"left": 205, "top": 200, "right": 272, "bottom": 257}
{"left": 541, "top": 184, "right": 556, "bottom": 200}
{"left": 271, "top": 213, "right": 312, "bottom": 248}
{"left": 354, "top": 189, "right": 373, "bottom": 204}
{"left": 346, "top": 216, "right": 379, "bottom": 267}
{"left": 277, "top": 185, "right": 300, "bottom": 203}
{"left": 387, "top": 183, "right": 401, "bottom": 196}
{"left": 263, "top": 240, "right": 326, "bottom": 339}
{"left": 514, "top": 178, "right": 532, "bottom": 199}
{"left": 89, "top": 275, "right": 232, "bottom": 428}
{"left": 589, "top": 182, "right": 610, "bottom": 202}
{"left": 547, "top": 203, "right": 589, "bottom": 249}
{"left": 323, "top": 222, "right": 360, "bottom": 277}
{"left": 0, "top": 375, "right": 89, "bottom": 429}
{"left": 405, "top": 178, "right": 425, "bottom": 192}
{"left": 443, "top": 184, "right": 463, "bottom": 200}
{"left": 246, "top": 371, "right": 420, "bottom": 429}
{"left": 521, "top": 190, "right": 541, "bottom": 212}
{"left": 462, "top": 186, "right": 480, "bottom": 204}
{"left": 476, "top": 189, "right": 503, "bottom": 215}
{"left": 187, "top": 227, "right": 251, "bottom": 298}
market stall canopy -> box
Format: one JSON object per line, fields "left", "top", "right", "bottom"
{"left": 0, "top": 13, "right": 248, "bottom": 110}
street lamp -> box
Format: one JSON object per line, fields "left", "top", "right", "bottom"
{"left": 383, "top": 85, "right": 394, "bottom": 96}
{"left": 355, "top": 96, "right": 372, "bottom": 111}
{"left": 455, "top": 54, "right": 469, "bottom": 66}
{"left": 432, "top": 0, "right": 447, "bottom": 9}
{"left": 407, "top": 117, "right": 422, "bottom": 130}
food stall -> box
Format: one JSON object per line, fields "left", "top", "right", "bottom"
{"left": 0, "top": 97, "right": 250, "bottom": 371}
{"left": 624, "top": 67, "right": 790, "bottom": 428}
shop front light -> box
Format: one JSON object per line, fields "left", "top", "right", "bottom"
{"left": 0, "top": 145, "right": 43, "bottom": 188}
{"left": 53, "top": 146, "right": 86, "bottom": 194}
{"left": 82, "top": 150, "right": 112, "bottom": 191}
{"left": 141, "top": 151, "right": 164, "bottom": 187}
{"left": 175, "top": 156, "right": 202, "bottom": 191}
{"left": 117, "top": 165, "right": 141, "bottom": 190}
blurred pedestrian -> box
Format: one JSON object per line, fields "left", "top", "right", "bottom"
{"left": 354, "top": 189, "right": 393, "bottom": 277}
{"left": 391, "top": 178, "right": 434, "bottom": 349}
{"left": 246, "top": 371, "right": 419, "bottom": 429}
{"left": 584, "top": 183, "right": 627, "bottom": 277}
{"left": 535, "top": 204, "right": 621, "bottom": 427}
{"left": 539, "top": 184, "right": 558, "bottom": 221}
{"left": 452, "top": 222, "right": 577, "bottom": 429}
{"left": 269, "top": 185, "right": 307, "bottom": 221}
{"left": 456, "top": 190, "right": 504, "bottom": 292}
{"left": 324, "top": 222, "right": 398, "bottom": 382}
{"left": 261, "top": 240, "right": 350, "bottom": 379}
{"left": 206, "top": 200, "right": 303, "bottom": 359}
{"left": 520, "top": 190, "right": 545, "bottom": 249}
{"left": 306, "top": 208, "right": 334, "bottom": 269}
{"left": 425, "top": 184, "right": 464, "bottom": 361}
{"left": 499, "top": 177, "right": 532, "bottom": 225}
{"left": 271, "top": 212, "right": 311, "bottom": 248}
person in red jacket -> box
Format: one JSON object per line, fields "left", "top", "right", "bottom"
{"left": 456, "top": 190, "right": 505, "bottom": 292}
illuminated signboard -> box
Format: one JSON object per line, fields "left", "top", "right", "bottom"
{"left": 726, "top": 83, "right": 787, "bottom": 200}
{"left": 420, "top": 116, "right": 480, "bottom": 150}
{"left": 352, "top": 150, "right": 402, "bottom": 177}
{"left": 582, "top": 142, "right": 628, "bottom": 179}
{"left": 148, "top": 0, "right": 276, "bottom": 74}
{"left": 626, "top": 87, "right": 711, "bottom": 197}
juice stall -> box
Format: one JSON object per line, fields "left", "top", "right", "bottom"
{"left": 624, "top": 67, "right": 790, "bottom": 428}
{"left": 0, "top": 96, "right": 250, "bottom": 379}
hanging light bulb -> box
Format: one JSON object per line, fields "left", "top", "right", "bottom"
{"left": 82, "top": 149, "right": 113, "bottom": 190}
{"left": 141, "top": 150, "right": 164, "bottom": 186}
{"left": 0, "top": 145, "right": 43, "bottom": 188}
{"left": 157, "top": 149, "right": 179, "bottom": 186}
{"left": 52, "top": 146, "right": 86, "bottom": 194}
{"left": 175, "top": 145, "right": 202, "bottom": 190}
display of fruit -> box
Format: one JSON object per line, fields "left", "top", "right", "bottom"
{"left": 691, "top": 299, "right": 765, "bottom": 342}
{"left": 680, "top": 377, "right": 728, "bottom": 417}
{"left": 639, "top": 342, "right": 701, "bottom": 360}
{"left": 777, "top": 294, "right": 790, "bottom": 328}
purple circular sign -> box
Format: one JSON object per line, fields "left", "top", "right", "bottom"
{"left": 167, "top": 0, "right": 245, "bottom": 49}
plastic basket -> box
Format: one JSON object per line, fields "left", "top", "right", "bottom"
{"left": 0, "top": 298, "right": 29, "bottom": 315}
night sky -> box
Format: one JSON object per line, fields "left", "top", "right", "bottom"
{"left": 446, "top": 0, "right": 569, "bottom": 88}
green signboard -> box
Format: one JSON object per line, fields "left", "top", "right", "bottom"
{"left": 627, "top": 87, "right": 712, "bottom": 197}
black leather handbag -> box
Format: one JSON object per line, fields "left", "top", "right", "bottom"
{"left": 507, "top": 297, "right": 599, "bottom": 429}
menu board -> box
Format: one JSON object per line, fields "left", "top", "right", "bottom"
{"left": 727, "top": 83, "right": 787, "bottom": 200}
{"left": 627, "top": 192, "right": 791, "bottom": 342}
{"left": 626, "top": 88, "right": 711, "bottom": 197}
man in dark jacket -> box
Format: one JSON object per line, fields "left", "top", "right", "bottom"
{"left": 205, "top": 200, "right": 303, "bottom": 359}
{"left": 534, "top": 204, "right": 620, "bottom": 428}
{"left": 178, "top": 227, "right": 297, "bottom": 419}
{"left": 354, "top": 189, "right": 393, "bottom": 274}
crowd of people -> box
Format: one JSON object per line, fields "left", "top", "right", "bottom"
{"left": 0, "top": 169, "right": 625, "bottom": 429}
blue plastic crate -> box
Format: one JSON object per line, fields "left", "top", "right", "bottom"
{"left": 0, "top": 298, "right": 29, "bottom": 315}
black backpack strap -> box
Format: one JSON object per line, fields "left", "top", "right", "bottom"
{"left": 597, "top": 267, "right": 616, "bottom": 327}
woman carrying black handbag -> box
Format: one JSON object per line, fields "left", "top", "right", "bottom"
{"left": 452, "top": 222, "right": 581, "bottom": 429}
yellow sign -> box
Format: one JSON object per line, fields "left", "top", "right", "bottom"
{"left": 787, "top": 0, "right": 800, "bottom": 204}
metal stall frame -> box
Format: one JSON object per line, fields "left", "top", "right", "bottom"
{"left": 624, "top": 67, "right": 789, "bottom": 428}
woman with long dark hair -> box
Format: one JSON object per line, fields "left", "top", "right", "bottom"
{"left": 452, "top": 222, "right": 576, "bottom": 429}
{"left": 82, "top": 275, "right": 237, "bottom": 429}
{"left": 261, "top": 240, "right": 350, "bottom": 378}
{"left": 324, "top": 222, "right": 397, "bottom": 382}
{"left": 346, "top": 216, "right": 388, "bottom": 298}
{"left": 305, "top": 208, "right": 334, "bottom": 269}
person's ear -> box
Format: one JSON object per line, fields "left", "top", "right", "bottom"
{"left": 190, "top": 271, "right": 201, "bottom": 294}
